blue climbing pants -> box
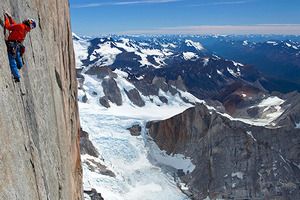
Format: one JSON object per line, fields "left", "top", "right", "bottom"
{"left": 7, "top": 41, "right": 23, "bottom": 79}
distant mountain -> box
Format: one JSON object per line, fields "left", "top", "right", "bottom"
{"left": 74, "top": 35, "right": 210, "bottom": 73}
{"left": 147, "top": 93, "right": 300, "bottom": 199}
{"left": 73, "top": 34, "right": 300, "bottom": 99}
{"left": 204, "top": 39, "right": 300, "bottom": 85}
{"left": 74, "top": 33, "right": 300, "bottom": 200}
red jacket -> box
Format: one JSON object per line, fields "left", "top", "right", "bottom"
{"left": 5, "top": 17, "right": 31, "bottom": 42}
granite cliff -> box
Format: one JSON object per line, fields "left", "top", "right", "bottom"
{"left": 147, "top": 102, "right": 300, "bottom": 199}
{"left": 0, "top": 0, "right": 83, "bottom": 199}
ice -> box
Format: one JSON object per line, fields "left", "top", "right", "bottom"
{"left": 231, "top": 172, "right": 244, "bottom": 179}
{"left": 217, "top": 70, "right": 223, "bottom": 76}
{"left": 246, "top": 131, "right": 257, "bottom": 141}
{"left": 267, "top": 41, "right": 278, "bottom": 45}
{"left": 227, "top": 67, "right": 241, "bottom": 78}
{"left": 183, "top": 52, "right": 199, "bottom": 60}
{"left": 73, "top": 34, "right": 89, "bottom": 68}
{"left": 258, "top": 96, "right": 285, "bottom": 107}
{"left": 79, "top": 70, "right": 195, "bottom": 199}
{"left": 243, "top": 40, "right": 248, "bottom": 45}
{"left": 296, "top": 122, "right": 300, "bottom": 129}
{"left": 185, "top": 40, "right": 204, "bottom": 51}
{"left": 203, "top": 58, "right": 209, "bottom": 66}
{"left": 231, "top": 60, "right": 244, "bottom": 66}
{"left": 141, "top": 48, "right": 164, "bottom": 56}
{"left": 92, "top": 42, "right": 122, "bottom": 66}
{"left": 80, "top": 103, "right": 192, "bottom": 200}
{"left": 113, "top": 69, "right": 128, "bottom": 78}
{"left": 149, "top": 146, "right": 195, "bottom": 174}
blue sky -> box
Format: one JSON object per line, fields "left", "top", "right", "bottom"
{"left": 69, "top": 0, "right": 300, "bottom": 35}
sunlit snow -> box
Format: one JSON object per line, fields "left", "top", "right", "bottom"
{"left": 185, "top": 40, "right": 204, "bottom": 51}
{"left": 73, "top": 33, "right": 89, "bottom": 68}
{"left": 203, "top": 58, "right": 209, "bottom": 66}
{"left": 79, "top": 72, "right": 198, "bottom": 200}
{"left": 227, "top": 67, "right": 241, "bottom": 78}
{"left": 183, "top": 52, "right": 199, "bottom": 60}
{"left": 231, "top": 172, "right": 244, "bottom": 179}
{"left": 267, "top": 41, "right": 278, "bottom": 45}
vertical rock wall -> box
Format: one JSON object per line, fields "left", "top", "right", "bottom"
{"left": 0, "top": 0, "right": 83, "bottom": 199}
{"left": 147, "top": 103, "right": 300, "bottom": 199}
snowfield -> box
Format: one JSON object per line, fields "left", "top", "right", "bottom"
{"left": 73, "top": 34, "right": 292, "bottom": 199}
{"left": 79, "top": 72, "right": 198, "bottom": 200}
{"left": 78, "top": 70, "right": 287, "bottom": 199}
{"left": 80, "top": 100, "right": 193, "bottom": 200}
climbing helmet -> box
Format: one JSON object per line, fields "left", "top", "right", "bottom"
{"left": 27, "top": 19, "right": 36, "bottom": 29}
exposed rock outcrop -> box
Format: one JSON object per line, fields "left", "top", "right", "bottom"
{"left": 80, "top": 128, "right": 99, "bottom": 158}
{"left": 127, "top": 124, "right": 142, "bottom": 136}
{"left": 213, "top": 82, "right": 265, "bottom": 115}
{"left": 0, "top": 0, "right": 83, "bottom": 199}
{"left": 147, "top": 103, "right": 300, "bottom": 200}
{"left": 124, "top": 88, "right": 145, "bottom": 107}
{"left": 84, "top": 188, "right": 104, "bottom": 200}
{"left": 102, "top": 77, "right": 123, "bottom": 106}
{"left": 99, "top": 96, "right": 110, "bottom": 108}
{"left": 83, "top": 158, "right": 116, "bottom": 178}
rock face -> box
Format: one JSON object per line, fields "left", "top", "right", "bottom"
{"left": 84, "top": 188, "right": 104, "bottom": 200}
{"left": 80, "top": 128, "right": 99, "bottom": 158}
{"left": 0, "top": 1, "right": 83, "bottom": 200}
{"left": 102, "top": 77, "right": 123, "bottom": 106}
{"left": 127, "top": 124, "right": 142, "bottom": 136}
{"left": 213, "top": 82, "right": 267, "bottom": 116}
{"left": 124, "top": 88, "right": 145, "bottom": 107}
{"left": 147, "top": 103, "right": 300, "bottom": 200}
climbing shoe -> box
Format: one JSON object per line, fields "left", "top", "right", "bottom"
{"left": 17, "top": 65, "right": 22, "bottom": 70}
{"left": 14, "top": 78, "right": 20, "bottom": 83}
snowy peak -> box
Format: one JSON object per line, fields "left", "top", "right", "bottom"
{"left": 77, "top": 66, "right": 200, "bottom": 109}
{"left": 73, "top": 34, "right": 210, "bottom": 72}
{"left": 185, "top": 39, "right": 204, "bottom": 51}
{"left": 73, "top": 34, "right": 299, "bottom": 99}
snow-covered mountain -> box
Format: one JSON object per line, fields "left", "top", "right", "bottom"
{"left": 77, "top": 65, "right": 200, "bottom": 200}
{"left": 73, "top": 34, "right": 300, "bottom": 200}
{"left": 74, "top": 33, "right": 292, "bottom": 99}
{"left": 77, "top": 63, "right": 300, "bottom": 200}
{"left": 73, "top": 33, "right": 208, "bottom": 73}
{"left": 204, "top": 38, "right": 300, "bottom": 87}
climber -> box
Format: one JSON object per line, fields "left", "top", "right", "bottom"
{"left": 4, "top": 13, "right": 36, "bottom": 82}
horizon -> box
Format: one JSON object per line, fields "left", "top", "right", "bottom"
{"left": 70, "top": 0, "right": 300, "bottom": 35}
{"left": 73, "top": 32, "right": 300, "bottom": 38}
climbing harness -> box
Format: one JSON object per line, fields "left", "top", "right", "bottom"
{"left": 17, "top": 81, "right": 42, "bottom": 200}
{"left": 6, "top": 40, "right": 25, "bottom": 57}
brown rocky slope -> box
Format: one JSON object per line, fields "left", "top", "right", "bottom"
{"left": 0, "top": 0, "right": 83, "bottom": 199}
{"left": 147, "top": 103, "right": 300, "bottom": 200}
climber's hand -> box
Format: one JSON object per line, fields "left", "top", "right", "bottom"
{"left": 4, "top": 13, "right": 11, "bottom": 19}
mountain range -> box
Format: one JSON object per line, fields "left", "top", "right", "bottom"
{"left": 74, "top": 33, "right": 300, "bottom": 200}
{"left": 73, "top": 33, "right": 300, "bottom": 99}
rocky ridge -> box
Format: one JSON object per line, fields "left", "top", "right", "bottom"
{"left": 147, "top": 100, "right": 300, "bottom": 199}
{"left": 77, "top": 65, "right": 196, "bottom": 108}
{"left": 74, "top": 35, "right": 300, "bottom": 99}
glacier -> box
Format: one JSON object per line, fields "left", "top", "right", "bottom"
{"left": 79, "top": 78, "right": 196, "bottom": 200}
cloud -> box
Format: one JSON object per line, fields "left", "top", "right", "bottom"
{"left": 257, "top": 24, "right": 300, "bottom": 26}
{"left": 188, "top": 0, "right": 257, "bottom": 7}
{"left": 117, "top": 25, "right": 300, "bottom": 35}
{"left": 71, "top": 0, "right": 181, "bottom": 8}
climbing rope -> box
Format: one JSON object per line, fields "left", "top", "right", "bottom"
{"left": 17, "top": 82, "right": 42, "bottom": 200}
